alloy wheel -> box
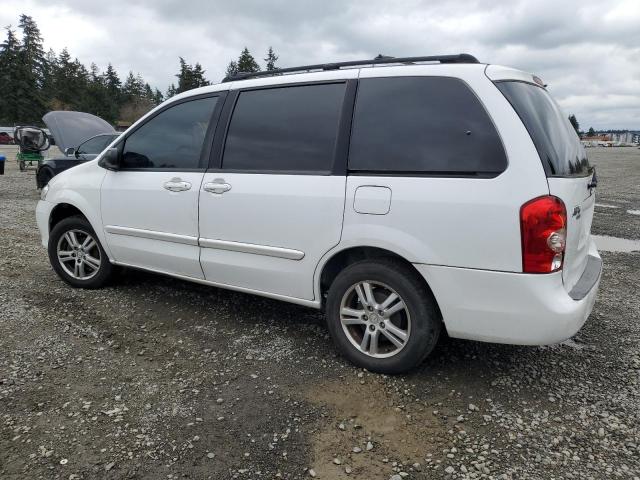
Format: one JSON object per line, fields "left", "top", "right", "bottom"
{"left": 56, "top": 229, "right": 101, "bottom": 280}
{"left": 339, "top": 280, "right": 411, "bottom": 358}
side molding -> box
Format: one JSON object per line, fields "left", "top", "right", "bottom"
{"left": 104, "top": 225, "right": 199, "bottom": 246}
{"left": 199, "top": 238, "right": 305, "bottom": 260}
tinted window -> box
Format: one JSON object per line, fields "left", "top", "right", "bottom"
{"left": 223, "top": 83, "right": 346, "bottom": 172}
{"left": 121, "top": 96, "right": 218, "bottom": 169}
{"left": 349, "top": 77, "right": 507, "bottom": 175}
{"left": 77, "top": 135, "right": 114, "bottom": 155}
{"left": 496, "top": 81, "right": 589, "bottom": 176}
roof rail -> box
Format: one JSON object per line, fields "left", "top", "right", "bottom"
{"left": 222, "top": 53, "right": 480, "bottom": 83}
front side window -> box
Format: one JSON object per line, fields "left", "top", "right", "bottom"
{"left": 222, "top": 83, "right": 346, "bottom": 173}
{"left": 121, "top": 96, "right": 218, "bottom": 170}
{"left": 348, "top": 77, "right": 507, "bottom": 175}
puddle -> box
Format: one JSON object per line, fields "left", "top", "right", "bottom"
{"left": 595, "top": 203, "right": 620, "bottom": 209}
{"left": 627, "top": 209, "right": 640, "bottom": 216}
{"left": 592, "top": 235, "right": 640, "bottom": 253}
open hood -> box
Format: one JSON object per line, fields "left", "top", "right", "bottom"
{"left": 42, "top": 111, "right": 115, "bottom": 154}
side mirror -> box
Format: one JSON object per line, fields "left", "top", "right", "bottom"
{"left": 98, "top": 147, "right": 120, "bottom": 171}
{"left": 64, "top": 147, "right": 75, "bottom": 156}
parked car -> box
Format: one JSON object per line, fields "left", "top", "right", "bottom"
{"left": 36, "top": 54, "right": 602, "bottom": 373}
{"left": 0, "top": 131, "right": 14, "bottom": 144}
{"left": 36, "top": 111, "right": 116, "bottom": 188}
{"left": 37, "top": 133, "right": 119, "bottom": 188}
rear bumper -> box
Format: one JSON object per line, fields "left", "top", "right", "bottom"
{"left": 414, "top": 240, "right": 602, "bottom": 345}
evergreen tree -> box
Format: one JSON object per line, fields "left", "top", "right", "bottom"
{"left": 587, "top": 126, "right": 596, "bottom": 137}
{"left": 153, "top": 88, "right": 164, "bottom": 105}
{"left": 0, "top": 27, "right": 24, "bottom": 124}
{"left": 69, "top": 58, "right": 90, "bottom": 110}
{"left": 41, "top": 48, "right": 57, "bottom": 104}
{"left": 143, "top": 82, "right": 154, "bottom": 102}
{"left": 122, "top": 71, "right": 144, "bottom": 100}
{"left": 191, "top": 62, "right": 209, "bottom": 88}
{"left": 176, "top": 57, "right": 193, "bottom": 93}
{"left": 17, "top": 15, "right": 46, "bottom": 122}
{"left": 0, "top": 14, "right": 164, "bottom": 125}
{"left": 119, "top": 71, "right": 154, "bottom": 123}
{"left": 236, "top": 47, "right": 260, "bottom": 73}
{"left": 103, "top": 63, "right": 121, "bottom": 98}
{"left": 175, "top": 57, "right": 209, "bottom": 93}
{"left": 102, "top": 63, "right": 122, "bottom": 121}
{"left": 50, "top": 48, "right": 75, "bottom": 109}
{"left": 225, "top": 61, "right": 238, "bottom": 78}
{"left": 84, "top": 63, "right": 113, "bottom": 120}
{"left": 18, "top": 15, "right": 45, "bottom": 86}
{"left": 166, "top": 83, "right": 177, "bottom": 98}
{"left": 264, "top": 47, "right": 278, "bottom": 71}
{"left": 568, "top": 114, "right": 580, "bottom": 136}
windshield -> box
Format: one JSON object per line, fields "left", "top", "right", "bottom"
{"left": 77, "top": 134, "right": 115, "bottom": 155}
{"left": 496, "top": 81, "right": 590, "bottom": 177}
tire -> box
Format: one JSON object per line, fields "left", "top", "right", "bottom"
{"left": 19, "top": 160, "right": 26, "bottom": 171}
{"left": 326, "top": 258, "right": 441, "bottom": 374}
{"left": 38, "top": 168, "right": 54, "bottom": 188}
{"left": 48, "top": 216, "right": 113, "bottom": 289}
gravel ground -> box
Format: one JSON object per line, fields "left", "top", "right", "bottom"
{"left": 1, "top": 146, "right": 639, "bottom": 480}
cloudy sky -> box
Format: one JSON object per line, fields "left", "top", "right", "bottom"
{"left": 2, "top": 0, "right": 639, "bottom": 129}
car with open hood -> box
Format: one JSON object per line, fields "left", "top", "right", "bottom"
{"left": 36, "top": 111, "right": 117, "bottom": 188}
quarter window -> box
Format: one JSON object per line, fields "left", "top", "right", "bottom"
{"left": 222, "top": 83, "right": 346, "bottom": 173}
{"left": 121, "top": 96, "right": 218, "bottom": 170}
{"left": 348, "top": 77, "right": 507, "bottom": 175}
{"left": 496, "top": 81, "right": 589, "bottom": 177}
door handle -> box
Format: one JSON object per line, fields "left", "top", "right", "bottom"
{"left": 203, "top": 181, "right": 232, "bottom": 194}
{"left": 163, "top": 178, "right": 192, "bottom": 192}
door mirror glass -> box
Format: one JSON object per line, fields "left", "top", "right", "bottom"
{"left": 64, "top": 147, "right": 75, "bottom": 156}
{"left": 98, "top": 147, "right": 120, "bottom": 170}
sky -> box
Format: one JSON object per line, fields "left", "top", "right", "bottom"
{"left": 2, "top": 0, "right": 640, "bottom": 130}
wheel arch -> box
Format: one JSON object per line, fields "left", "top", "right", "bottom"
{"left": 49, "top": 203, "right": 88, "bottom": 231}
{"left": 315, "top": 245, "right": 442, "bottom": 317}
{"left": 46, "top": 197, "right": 114, "bottom": 261}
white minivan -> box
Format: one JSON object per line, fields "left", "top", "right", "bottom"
{"left": 36, "top": 54, "right": 602, "bottom": 373}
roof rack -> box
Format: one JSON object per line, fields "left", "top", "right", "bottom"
{"left": 222, "top": 53, "right": 480, "bottom": 82}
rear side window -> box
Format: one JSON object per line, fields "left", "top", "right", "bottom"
{"left": 121, "top": 96, "right": 218, "bottom": 170}
{"left": 222, "top": 83, "right": 346, "bottom": 173}
{"left": 348, "top": 77, "right": 507, "bottom": 176}
{"left": 496, "top": 81, "right": 589, "bottom": 177}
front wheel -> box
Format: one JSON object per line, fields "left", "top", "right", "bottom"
{"left": 38, "top": 168, "right": 54, "bottom": 188}
{"left": 48, "top": 216, "right": 113, "bottom": 288}
{"left": 326, "top": 259, "right": 441, "bottom": 374}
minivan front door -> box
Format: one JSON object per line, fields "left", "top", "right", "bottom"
{"left": 101, "top": 94, "right": 223, "bottom": 278}
{"left": 198, "top": 82, "right": 353, "bottom": 301}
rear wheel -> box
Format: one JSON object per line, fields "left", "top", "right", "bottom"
{"left": 326, "top": 258, "right": 441, "bottom": 374}
{"left": 19, "top": 160, "right": 26, "bottom": 171}
{"left": 48, "top": 216, "right": 113, "bottom": 288}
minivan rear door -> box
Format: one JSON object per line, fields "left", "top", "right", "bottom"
{"left": 496, "top": 81, "right": 595, "bottom": 291}
{"left": 198, "top": 80, "right": 355, "bottom": 301}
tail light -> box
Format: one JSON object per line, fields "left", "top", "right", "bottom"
{"left": 520, "top": 195, "right": 567, "bottom": 273}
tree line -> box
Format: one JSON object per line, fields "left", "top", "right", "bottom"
{"left": 0, "top": 14, "right": 279, "bottom": 126}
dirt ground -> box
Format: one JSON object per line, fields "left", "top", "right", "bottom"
{"left": 1, "top": 146, "right": 639, "bottom": 480}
